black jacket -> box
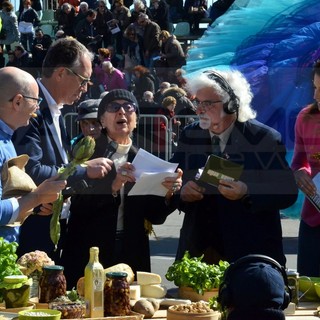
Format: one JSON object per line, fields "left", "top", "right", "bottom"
{"left": 61, "top": 133, "right": 178, "bottom": 289}
{"left": 171, "top": 120, "right": 298, "bottom": 266}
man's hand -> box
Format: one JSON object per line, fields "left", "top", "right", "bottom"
{"left": 181, "top": 180, "right": 205, "bottom": 202}
{"left": 34, "top": 176, "right": 67, "bottom": 204}
{"left": 218, "top": 179, "right": 247, "bottom": 200}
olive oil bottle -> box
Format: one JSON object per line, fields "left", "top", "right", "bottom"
{"left": 84, "top": 247, "right": 105, "bottom": 318}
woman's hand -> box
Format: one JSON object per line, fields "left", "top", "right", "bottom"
{"left": 38, "top": 202, "right": 53, "bottom": 216}
{"left": 294, "top": 169, "right": 316, "bottom": 196}
{"left": 163, "top": 168, "right": 183, "bottom": 199}
{"left": 112, "top": 162, "right": 136, "bottom": 193}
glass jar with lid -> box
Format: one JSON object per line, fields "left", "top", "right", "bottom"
{"left": 39, "top": 265, "right": 66, "bottom": 303}
{"left": 0, "top": 275, "right": 32, "bottom": 308}
{"left": 104, "top": 272, "right": 130, "bottom": 316}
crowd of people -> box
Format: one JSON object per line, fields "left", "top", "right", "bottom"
{"left": 1, "top": 1, "right": 320, "bottom": 318}
{"left": 0, "top": 0, "right": 189, "bottom": 83}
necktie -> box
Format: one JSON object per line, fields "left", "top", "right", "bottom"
{"left": 211, "top": 135, "right": 221, "bottom": 156}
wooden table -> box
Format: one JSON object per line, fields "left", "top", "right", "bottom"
{"left": 150, "top": 301, "right": 320, "bottom": 319}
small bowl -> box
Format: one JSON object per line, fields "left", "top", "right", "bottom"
{"left": 18, "top": 308, "right": 61, "bottom": 320}
{"left": 299, "top": 276, "right": 320, "bottom": 301}
{"left": 167, "top": 304, "right": 220, "bottom": 320}
{"left": 49, "top": 302, "right": 86, "bottom": 319}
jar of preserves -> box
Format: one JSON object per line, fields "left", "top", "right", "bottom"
{"left": 0, "top": 275, "right": 32, "bottom": 308}
{"left": 105, "top": 272, "right": 130, "bottom": 316}
{"left": 103, "top": 275, "right": 112, "bottom": 316}
{"left": 39, "top": 265, "right": 67, "bottom": 303}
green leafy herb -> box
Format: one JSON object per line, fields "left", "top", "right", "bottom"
{"left": 0, "top": 238, "right": 23, "bottom": 301}
{"left": 165, "top": 251, "right": 229, "bottom": 295}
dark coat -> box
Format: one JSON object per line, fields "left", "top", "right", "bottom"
{"left": 150, "top": 0, "right": 170, "bottom": 31}
{"left": 142, "top": 20, "right": 161, "bottom": 54}
{"left": 60, "top": 133, "right": 177, "bottom": 289}
{"left": 162, "top": 35, "right": 186, "bottom": 68}
{"left": 171, "top": 120, "right": 298, "bottom": 266}
{"left": 12, "top": 86, "right": 87, "bottom": 262}
{"left": 134, "top": 73, "right": 156, "bottom": 102}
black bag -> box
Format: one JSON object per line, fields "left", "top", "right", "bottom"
{"left": 0, "top": 27, "right": 7, "bottom": 40}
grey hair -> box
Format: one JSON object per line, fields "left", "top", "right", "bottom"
{"left": 186, "top": 69, "right": 256, "bottom": 122}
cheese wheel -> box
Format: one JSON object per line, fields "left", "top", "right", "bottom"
{"left": 136, "top": 271, "right": 161, "bottom": 285}
{"left": 141, "top": 284, "right": 167, "bottom": 298}
{"left": 130, "top": 285, "right": 141, "bottom": 300}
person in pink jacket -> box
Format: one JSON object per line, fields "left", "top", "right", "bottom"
{"left": 100, "top": 60, "right": 128, "bottom": 91}
{"left": 291, "top": 59, "right": 320, "bottom": 277}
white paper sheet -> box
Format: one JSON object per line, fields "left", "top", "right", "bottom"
{"left": 128, "top": 148, "right": 179, "bottom": 196}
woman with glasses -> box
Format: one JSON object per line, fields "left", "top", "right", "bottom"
{"left": 61, "top": 89, "right": 182, "bottom": 289}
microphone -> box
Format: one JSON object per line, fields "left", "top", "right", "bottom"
{"left": 104, "top": 140, "right": 118, "bottom": 159}
{"left": 62, "top": 179, "right": 89, "bottom": 199}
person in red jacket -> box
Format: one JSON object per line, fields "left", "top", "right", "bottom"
{"left": 154, "top": 95, "right": 180, "bottom": 159}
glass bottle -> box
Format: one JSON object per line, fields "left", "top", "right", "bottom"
{"left": 84, "top": 247, "right": 105, "bottom": 318}
{"left": 39, "top": 265, "right": 67, "bottom": 303}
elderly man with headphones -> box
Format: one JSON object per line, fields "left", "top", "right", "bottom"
{"left": 171, "top": 69, "right": 298, "bottom": 268}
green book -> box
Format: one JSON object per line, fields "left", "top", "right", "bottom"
{"left": 198, "top": 154, "right": 244, "bottom": 187}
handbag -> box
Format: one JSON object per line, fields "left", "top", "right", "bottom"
{"left": 0, "top": 27, "right": 7, "bottom": 40}
{"left": 124, "top": 53, "right": 137, "bottom": 71}
{"left": 1, "top": 154, "right": 37, "bottom": 199}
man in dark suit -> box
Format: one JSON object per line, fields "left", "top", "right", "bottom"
{"left": 12, "top": 37, "right": 113, "bottom": 262}
{"left": 171, "top": 69, "right": 298, "bottom": 267}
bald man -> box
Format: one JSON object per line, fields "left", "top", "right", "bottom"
{"left": 0, "top": 67, "right": 66, "bottom": 243}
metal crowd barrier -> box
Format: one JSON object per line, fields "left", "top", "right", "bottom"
{"left": 64, "top": 113, "right": 198, "bottom": 161}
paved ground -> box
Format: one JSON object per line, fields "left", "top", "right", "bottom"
{"left": 149, "top": 210, "right": 300, "bottom": 289}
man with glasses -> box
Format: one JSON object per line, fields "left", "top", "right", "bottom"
{"left": 170, "top": 69, "right": 298, "bottom": 268}
{"left": 12, "top": 37, "right": 113, "bottom": 262}
{"left": 0, "top": 66, "right": 66, "bottom": 243}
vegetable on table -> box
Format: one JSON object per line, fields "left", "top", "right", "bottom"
{"left": 165, "top": 251, "right": 229, "bottom": 295}
{"left": 50, "top": 136, "right": 96, "bottom": 249}
{"left": 0, "top": 238, "right": 22, "bottom": 301}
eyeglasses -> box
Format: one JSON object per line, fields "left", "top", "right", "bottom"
{"left": 65, "top": 67, "right": 92, "bottom": 87}
{"left": 22, "top": 95, "right": 43, "bottom": 105}
{"left": 192, "top": 99, "right": 222, "bottom": 111}
{"left": 106, "top": 102, "right": 137, "bottom": 113}
{"left": 8, "top": 94, "right": 43, "bottom": 105}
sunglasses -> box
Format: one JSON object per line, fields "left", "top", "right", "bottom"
{"left": 106, "top": 102, "right": 137, "bottom": 113}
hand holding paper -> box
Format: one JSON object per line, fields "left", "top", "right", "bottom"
{"left": 128, "top": 149, "right": 179, "bottom": 196}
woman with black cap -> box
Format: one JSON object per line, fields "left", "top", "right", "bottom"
{"left": 61, "top": 89, "right": 183, "bottom": 289}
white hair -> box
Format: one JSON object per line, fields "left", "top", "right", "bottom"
{"left": 186, "top": 69, "right": 256, "bottom": 122}
{"left": 80, "top": 1, "right": 88, "bottom": 7}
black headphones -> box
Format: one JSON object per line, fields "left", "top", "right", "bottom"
{"left": 203, "top": 70, "right": 240, "bottom": 114}
{"left": 217, "top": 254, "right": 291, "bottom": 311}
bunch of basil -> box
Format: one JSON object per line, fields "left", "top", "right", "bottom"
{"left": 0, "top": 238, "right": 23, "bottom": 301}
{"left": 165, "top": 251, "right": 229, "bottom": 295}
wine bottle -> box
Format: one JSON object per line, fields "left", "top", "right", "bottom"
{"left": 84, "top": 247, "right": 105, "bottom": 318}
